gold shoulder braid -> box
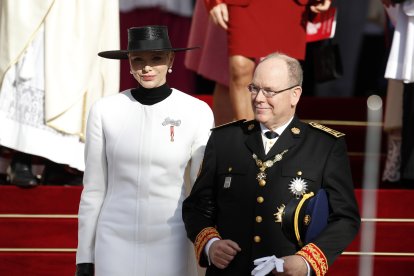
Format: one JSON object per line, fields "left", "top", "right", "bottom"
{"left": 308, "top": 122, "right": 345, "bottom": 138}
{"left": 253, "top": 149, "right": 288, "bottom": 187}
{"left": 211, "top": 119, "right": 245, "bottom": 131}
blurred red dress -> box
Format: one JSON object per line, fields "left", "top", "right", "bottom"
{"left": 206, "top": 0, "right": 308, "bottom": 60}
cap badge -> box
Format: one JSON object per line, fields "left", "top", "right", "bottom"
{"left": 303, "top": 214, "right": 311, "bottom": 226}
{"left": 289, "top": 177, "right": 308, "bottom": 198}
{"left": 291, "top": 127, "right": 300, "bottom": 135}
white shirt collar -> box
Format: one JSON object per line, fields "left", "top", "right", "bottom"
{"left": 260, "top": 116, "right": 294, "bottom": 137}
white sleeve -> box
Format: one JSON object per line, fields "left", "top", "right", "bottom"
{"left": 76, "top": 101, "right": 108, "bottom": 264}
{"left": 204, "top": 237, "right": 220, "bottom": 265}
{"left": 189, "top": 101, "right": 214, "bottom": 186}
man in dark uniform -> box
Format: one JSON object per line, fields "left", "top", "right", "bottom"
{"left": 182, "top": 52, "right": 360, "bottom": 276}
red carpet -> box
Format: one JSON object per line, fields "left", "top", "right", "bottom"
{"left": 1, "top": 186, "right": 413, "bottom": 275}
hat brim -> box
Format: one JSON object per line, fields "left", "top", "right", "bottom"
{"left": 98, "top": 46, "right": 199, "bottom": 60}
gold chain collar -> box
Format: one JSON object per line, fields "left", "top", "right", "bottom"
{"left": 252, "top": 149, "right": 288, "bottom": 186}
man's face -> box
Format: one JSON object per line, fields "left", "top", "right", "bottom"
{"left": 251, "top": 58, "right": 301, "bottom": 129}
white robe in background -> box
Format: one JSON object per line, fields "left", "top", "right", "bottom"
{"left": 76, "top": 89, "right": 214, "bottom": 275}
{"left": 0, "top": 0, "right": 120, "bottom": 170}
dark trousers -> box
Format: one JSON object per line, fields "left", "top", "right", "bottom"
{"left": 401, "top": 83, "right": 414, "bottom": 181}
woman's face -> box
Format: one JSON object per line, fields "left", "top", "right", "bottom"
{"left": 129, "top": 51, "right": 174, "bottom": 88}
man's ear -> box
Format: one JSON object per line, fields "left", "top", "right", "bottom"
{"left": 291, "top": 86, "right": 302, "bottom": 106}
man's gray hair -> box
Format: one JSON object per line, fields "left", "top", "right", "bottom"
{"left": 260, "top": 52, "right": 303, "bottom": 87}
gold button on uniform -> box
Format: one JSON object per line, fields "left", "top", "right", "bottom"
{"left": 257, "top": 196, "right": 264, "bottom": 203}
{"left": 297, "top": 171, "right": 302, "bottom": 176}
{"left": 254, "top": 236, "right": 261, "bottom": 243}
{"left": 259, "top": 179, "right": 266, "bottom": 187}
{"left": 256, "top": 216, "right": 262, "bottom": 223}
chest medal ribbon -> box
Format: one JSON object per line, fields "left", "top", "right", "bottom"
{"left": 162, "top": 117, "right": 181, "bottom": 142}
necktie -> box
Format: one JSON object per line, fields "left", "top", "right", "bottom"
{"left": 265, "top": 131, "right": 279, "bottom": 139}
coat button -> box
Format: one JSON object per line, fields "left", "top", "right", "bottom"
{"left": 254, "top": 236, "right": 261, "bottom": 243}
{"left": 257, "top": 196, "right": 264, "bottom": 203}
{"left": 256, "top": 216, "right": 263, "bottom": 223}
{"left": 259, "top": 179, "right": 266, "bottom": 186}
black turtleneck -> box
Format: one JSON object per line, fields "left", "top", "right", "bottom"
{"left": 130, "top": 83, "right": 172, "bottom": 105}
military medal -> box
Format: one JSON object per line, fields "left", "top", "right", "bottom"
{"left": 162, "top": 117, "right": 181, "bottom": 142}
{"left": 274, "top": 204, "right": 285, "bottom": 223}
{"left": 252, "top": 149, "right": 288, "bottom": 186}
{"left": 289, "top": 177, "right": 308, "bottom": 198}
{"left": 170, "top": 126, "right": 175, "bottom": 142}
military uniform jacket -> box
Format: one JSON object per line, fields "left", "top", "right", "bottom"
{"left": 182, "top": 116, "right": 360, "bottom": 276}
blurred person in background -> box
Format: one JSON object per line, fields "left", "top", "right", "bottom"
{"left": 382, "top": 0, "right": 414, "bottom": 186}
{"left": 0, "top": 0, "right": 120, "bottom": 187}
{"left": 204, "top": 0, "right": 332, "bottom": 120}
{"left": 185, "top": 0, "right": 233, "bottom": 125}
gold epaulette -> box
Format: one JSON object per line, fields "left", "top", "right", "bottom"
{"left": 309, "top": 122, "right": 345, "bottom": 138}
{"left": 211, "top": 119, "right": 246, "bottom": 131}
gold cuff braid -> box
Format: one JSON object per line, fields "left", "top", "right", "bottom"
{"left": 194, "top": 227, "right": 221, "bottom": 264}
{"left": 296, "top": 243, "right": 328, "bottom": 276}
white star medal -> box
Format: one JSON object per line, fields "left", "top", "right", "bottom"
{"left": 289, "top": 177, "right": 308, "bottom": 198}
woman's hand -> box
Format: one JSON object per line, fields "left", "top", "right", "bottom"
{"left": 210, "top": 3, "right": 229, "bottom": 30}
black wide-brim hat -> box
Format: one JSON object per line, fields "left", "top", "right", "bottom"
{"left": 98, "top": 25, "right": 198, "bottom": 60}
{"left": 281, "top": 189, "right": 329, "bottom": 247}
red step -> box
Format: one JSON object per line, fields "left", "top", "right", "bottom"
{"left": 0, "top": 253, "right": 76, "bottom": 276}
{"left": 0, "top": 186, "right": 81, "bottom": 214}
{"left": 0, "top": 218, "right": 77, "bottom": 248}
{"left": 328, "top": 255, "right": 414, "bottom": 275}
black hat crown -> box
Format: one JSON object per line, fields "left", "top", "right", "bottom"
{"left": 98, "top": 25, "right": 198, "bottom": 60}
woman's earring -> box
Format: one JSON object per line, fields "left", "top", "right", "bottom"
{"left": 168, "top": 67, "right": 173, "bottom": 73}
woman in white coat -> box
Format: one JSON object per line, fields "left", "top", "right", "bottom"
{"left": 75, "top": 25, "right": 214, "bottom": 276}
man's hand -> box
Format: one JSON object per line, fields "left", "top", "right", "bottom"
{"left": 272, "top": 255, "right": 308, "bottom": 276}
{"left": 210, "top": 3, "right": 229, "bottom": 30}
{"left": 209, "top": 239, "right": 241, "bottom": 269}
{"left": 310, "top": 0, "right": 332, "bottom": 13}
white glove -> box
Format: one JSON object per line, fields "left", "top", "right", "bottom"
{"left": 251, "top": 255, "right": 284, "bottom": 276}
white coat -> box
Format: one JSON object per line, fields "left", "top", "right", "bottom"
{"left": 76, "top": 89, "right": 214, "bottom": 275}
